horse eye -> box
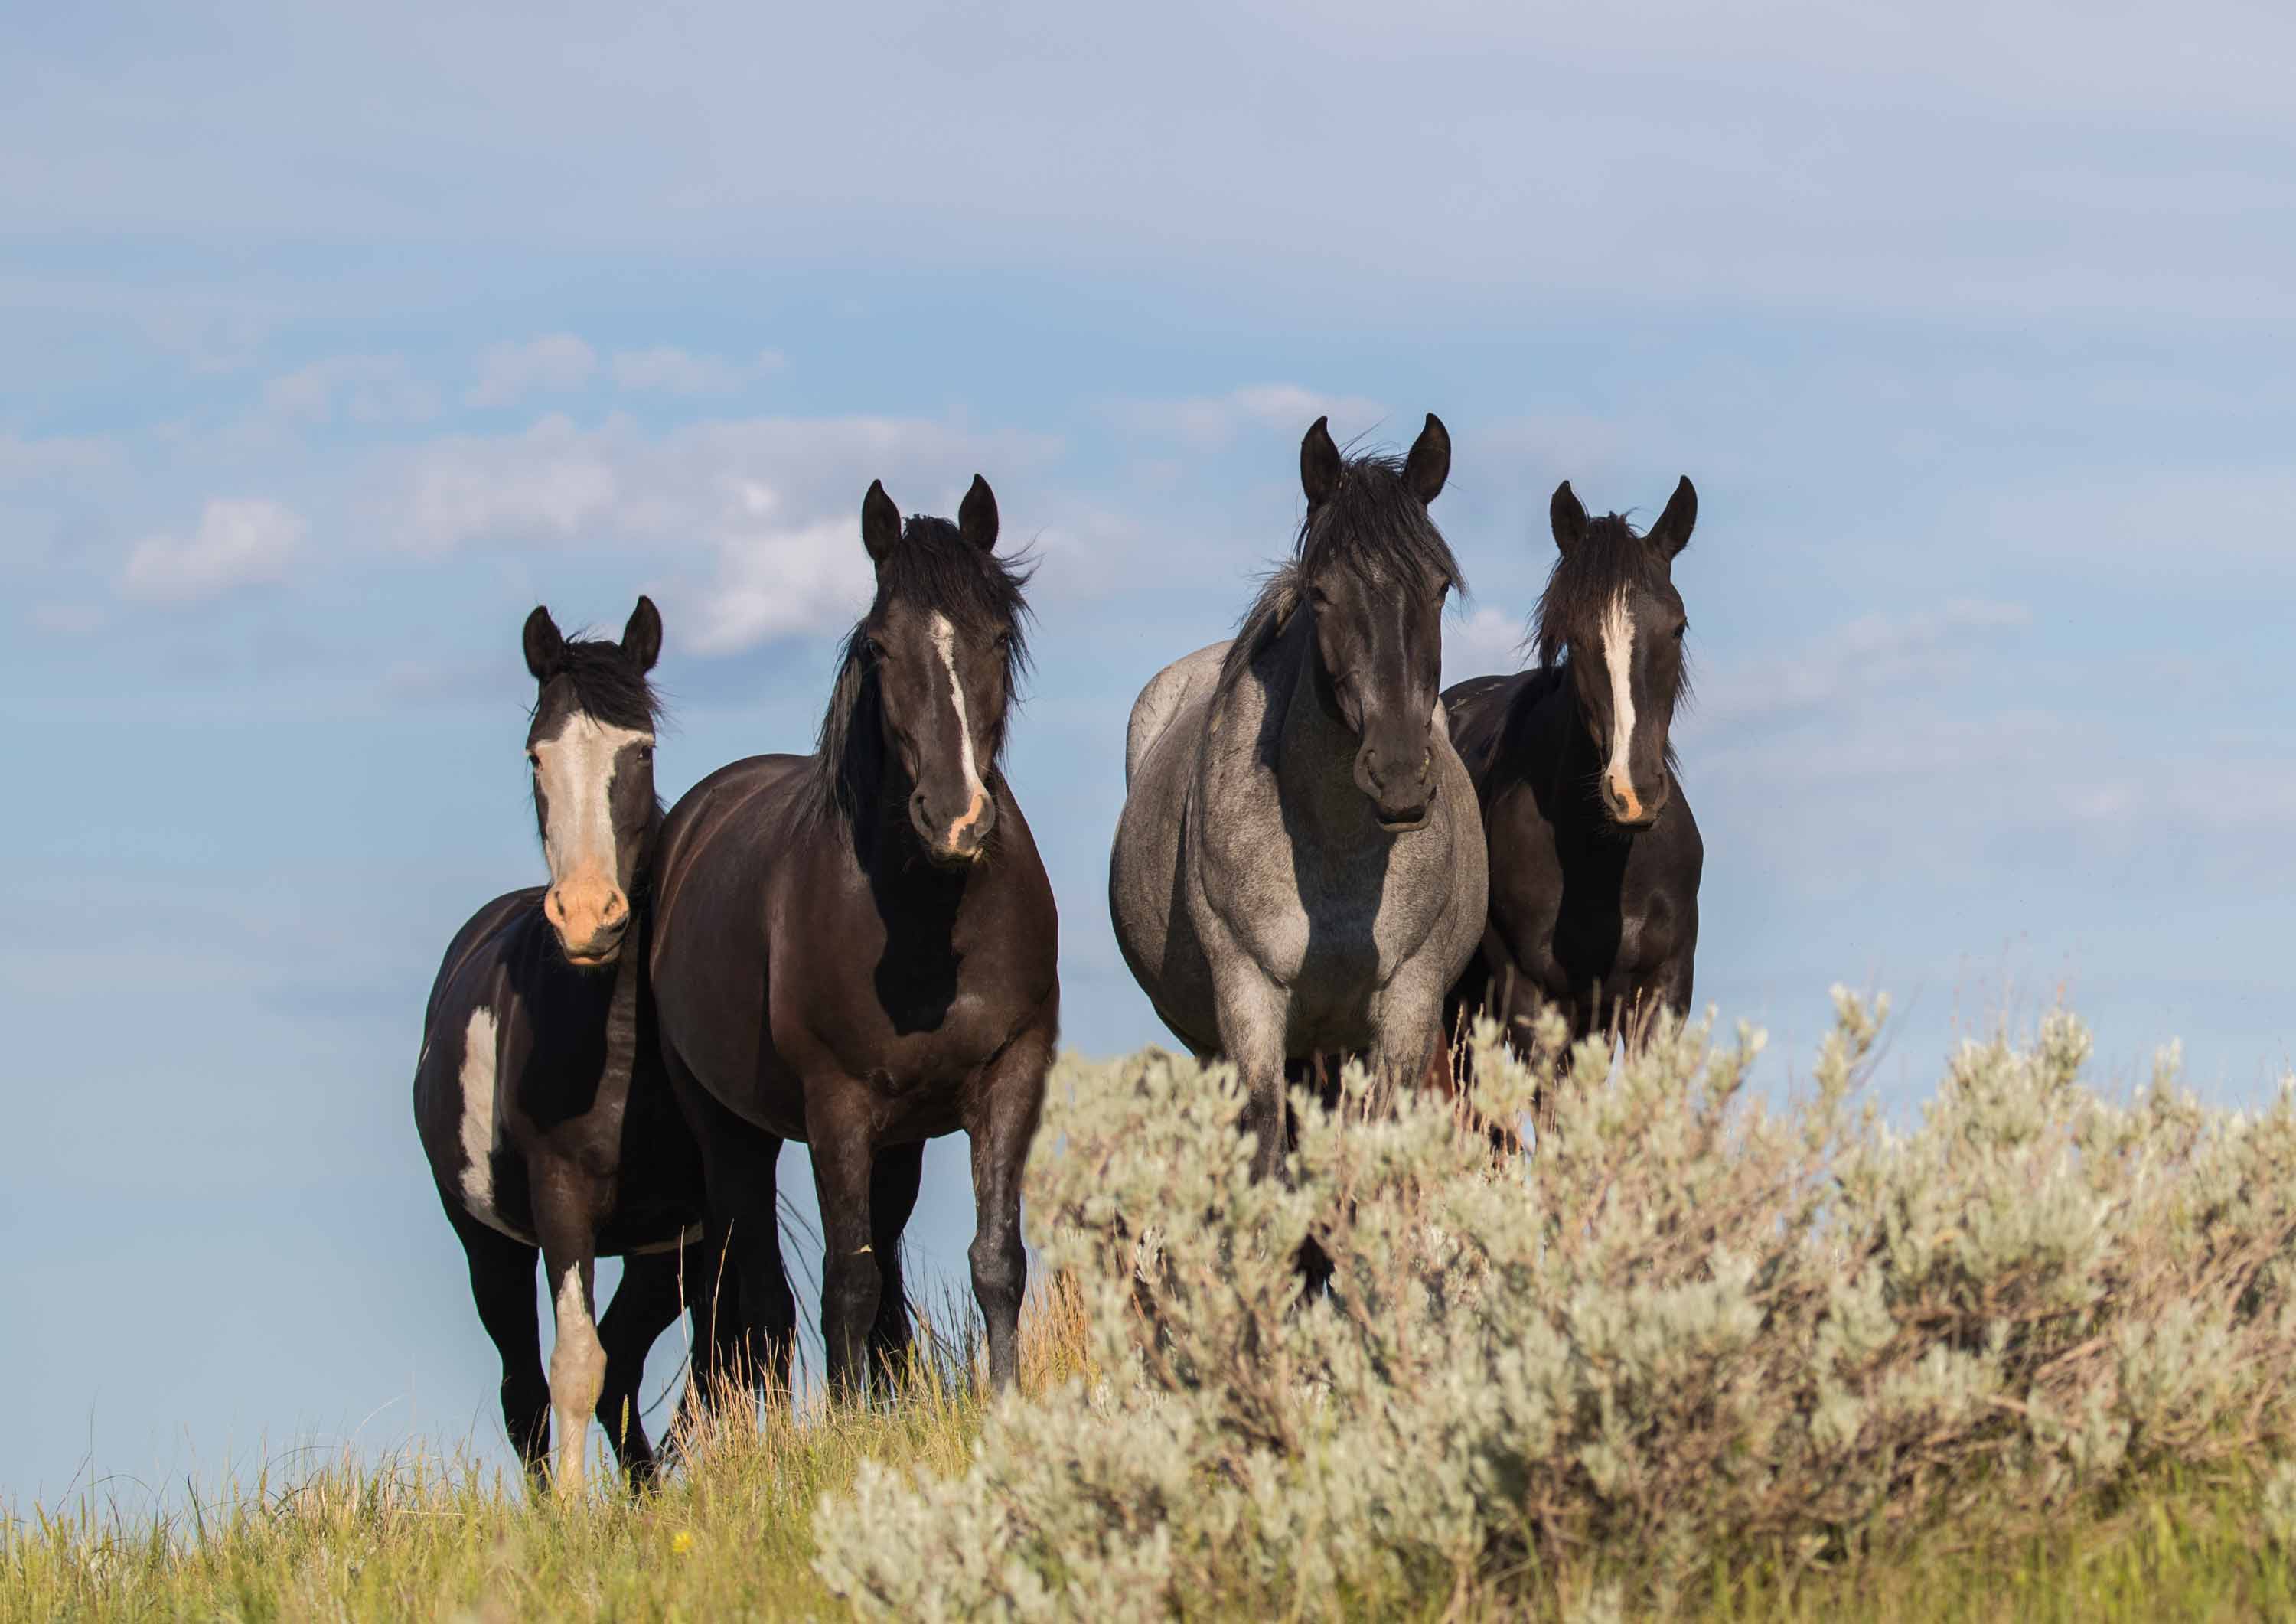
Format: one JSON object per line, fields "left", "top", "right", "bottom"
{"left": 635, "top": 745, "right": 654, "bottom": 762}
{"left": 1674, "top": 622, "right": 1689, "bottom": 640}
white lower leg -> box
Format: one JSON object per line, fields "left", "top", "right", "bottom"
{"left": 550, "top": 1264, "right": 606, "bottom": 1496}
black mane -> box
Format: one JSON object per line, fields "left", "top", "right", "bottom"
{"left": 535, "top": 635, "right": 663, "bottom": 733}
{"left": 1219, "top": 449, "right": 1465, "bottom": 693}
{"left": 810, "top": 514, "right": 1035, "bottom": 827}
{"left": 1532, "top": 514, "right": 1668, "bottom": 672}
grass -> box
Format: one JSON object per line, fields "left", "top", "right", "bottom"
{"left": 8, "top": 1282, "right": 2291, "bottom": 1622}
{"left": 11, "top": 1440, "right": 2289, "bottom": 1622}
{"left": 0, "top": 1276, "right": 1094, "bottom": 1624}
{"left": 1683, "top": 1471, "right": 2296, "bottom": 1624}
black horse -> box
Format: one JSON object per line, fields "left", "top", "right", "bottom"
{"left": 1444, "top": 478, "right": 1704, "bottom": 1123}
{"left": 650, "top": 475, "right": 1058, "bottom": 1397}
{"left": 411, "top": 598, "right": 713, "bottom": 1495}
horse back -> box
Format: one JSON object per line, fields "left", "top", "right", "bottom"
{"left": 1124, "top": 639, "right": 1230, "bottom": 786}
{"left": 1443, "top": 669, "right": 1564, "bottom": 793}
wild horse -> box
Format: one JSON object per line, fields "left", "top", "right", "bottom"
{"left": 1110, "top": 415, "right": 1487, "bottom": 1181}
{"left": 650, "top": 475, "right": 1058, "bottom": 1396}
{"left": 412, "top": 598, "right": 713, "bottom": 1495}
{"left": 1443, "top": 477, "right": 1705, "bottom": 1129}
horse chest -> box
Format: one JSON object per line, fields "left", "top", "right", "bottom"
{"left": 765, "top": 892, "right": 1052, "bottom": 1116}
{"left": 1494, "top": 813, "right": 1674, "bottom": 996}
{"left": 1198, "top": 807, "right": 1453, "bottom": 990}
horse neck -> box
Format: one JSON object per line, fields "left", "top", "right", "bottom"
{"left": 834, "top": 719, "right": 981, "bottom": 896}
{"left": 1267, "top": 611, "right": 1380, "bottom": 846}
{"left": 1514, "top": 666, "right": 1608, "bottom": 836}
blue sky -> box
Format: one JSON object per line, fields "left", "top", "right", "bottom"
{"left": 6, "top": 0, "right": 2295, "bottom": 1508}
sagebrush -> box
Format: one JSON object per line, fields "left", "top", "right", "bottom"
{"left": 817, "top": 996, "right": 2296, "bottom": 1617}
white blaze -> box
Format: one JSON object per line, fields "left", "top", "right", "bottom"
{"left": 457, "top": 1007, "right": 501, "bottom": 1214}
{"left": 532, "top": 714, "right": 653, "bottom": 892}
{"left": 1600, "top": 592, "right": 1639, "bottom": 814}
{"left": 928, "top": 611, "right": 990, "bottom": 838}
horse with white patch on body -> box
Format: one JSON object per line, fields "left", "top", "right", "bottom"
{"left": 411, "top": 598, "right": 720, "bottom": 1495}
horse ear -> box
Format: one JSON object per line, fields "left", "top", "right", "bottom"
{"left": 1300, "top": 416, "right": 1342, "bottom": 507}
{"left": 958, "top": 474, "right": 999, "bottom": 553}
{"left": 523, "top": 605, "right": 564, "bottom": 681}
{"left": 861, "top": 479, "right": 902, "bottom": 562}
{"left": 1648, "top": 475, "right": 1698, "bottom": 559}
{"left": 621, "top": 595, "right": 663, "bottom": 672}
{"left": 1549, "top": 481, "right": 1588, "bottom": 555}
{"left": 1404, "top": 413, "right": 1450, "bottom": 504}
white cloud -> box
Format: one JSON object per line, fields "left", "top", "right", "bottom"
{"left": 688, "top": 512, "right": 872, "bottom": 653}
{"left": 118, "top": 497, "right": 307, "bottom": 603}
{"left": 609, "top": 346, "right": 752, "bottom": 396}
{"left": 1984, "top": 471, "right": 2296, "bottom": 572}
{"left": 403, "top": 414, "right": 621, "bottom": 553}
{"left": 1692, "top": 599, "right": 2032, "bottom": 732}
{"left": 28, "top": 603, "right": 106, "bottom": 636}
{"left": 390, "top": 413, "right": 1059, "bottom": 651}
{"left": 0, "top": 431, "right": 116, "bottom": 487}
{"left": 1113, "top": 385, "right": 1391, "bottom": 452}
{"left": 466, "top": 334, "right": 597, "bottom": 409}
{"left": 1443, "top": 605, "right": 1527, "bottom": 677}
{"left": 263, "top": 354, "right": 438, "bottom": 425}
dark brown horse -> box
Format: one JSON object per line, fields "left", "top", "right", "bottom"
{"left": 1444, "top": 478, "right": 1705, "bottom": 1127}
{"left": 650, "top": 475, "right": 1058, "bottom": 1395}
{"left": 412, "top": 598, "right": 715, "bottom": 1495}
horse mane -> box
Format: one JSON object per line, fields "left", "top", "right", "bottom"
{"left": 808, "top": 514, "right": 1035, "bottom": 829}
{"left": 1532, "top": 514, "right": 1669, "bottom": 672}
{"left": 533, "top": 634, "right": 664, "bottom": 733}
{"left": 1218, "top": 449, "right": 1465, "bottom": 695}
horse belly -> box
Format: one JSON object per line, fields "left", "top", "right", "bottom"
{"left": 1111, "top": 709, "right": 1223, "bottom": 1055}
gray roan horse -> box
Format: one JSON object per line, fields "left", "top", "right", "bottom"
{"left": 412, "top": 598, "right": 713, "bottom": 1495}
{"left": 1442, "top": 477, "right": 1704, "bottom": 1128}
{"left": 650, "top": 476, "right": 1058, "bottom": 1397}
{"left": 1110, "top": 416, "right": 1487, "bottom": 1182}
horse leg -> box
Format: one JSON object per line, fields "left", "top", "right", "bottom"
{"left": 592, "top": 1247, "right": 688, "bottom": 1487}
{"left": 1212, "top": 971, "right": 1292, "bottom": 1184}
{"left": 670, "top": 1058, "right": 795, "bottom": 1401}
{"left": 1371, "top": 985, "right": 1446, "bottom": 1115}
{"left": 531, "top": 1174, "right": 611, "bottom": 1501}
{"left": 1284, "top": 1054, "right": 1338, "bottom": 1298}
{"left": 966, "top": 1018, "right": 1053, "bottom": 1391}
{"left": 866, "top": 1141, "right": 926, "bottom": 1393}
{"left": 447, "top": 1202, "right": 550, "bottom": 1485}
{"left": 804, "top": 1083, "right": 881, "bottom": 1400}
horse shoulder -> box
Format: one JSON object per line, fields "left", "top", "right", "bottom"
{"left": 1478, "top": 780, "right": 1570, "bottom": 973}
{"left": 413, "top": 914, "right": 531, "bottom": 1234}
{"left": 1436, "top": 744, "right": 1490, "bottom": 967}
{"left": 424, "top": 889, "right": 540, "bottom": 1033}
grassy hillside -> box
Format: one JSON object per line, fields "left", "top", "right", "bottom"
{"left": 13, "top": 1002, "right": 2296, "bottom": 1620}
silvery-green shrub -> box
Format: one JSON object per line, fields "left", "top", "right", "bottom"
{"left": 817, "top": 995, "right": 2296, "bottom": 1616}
